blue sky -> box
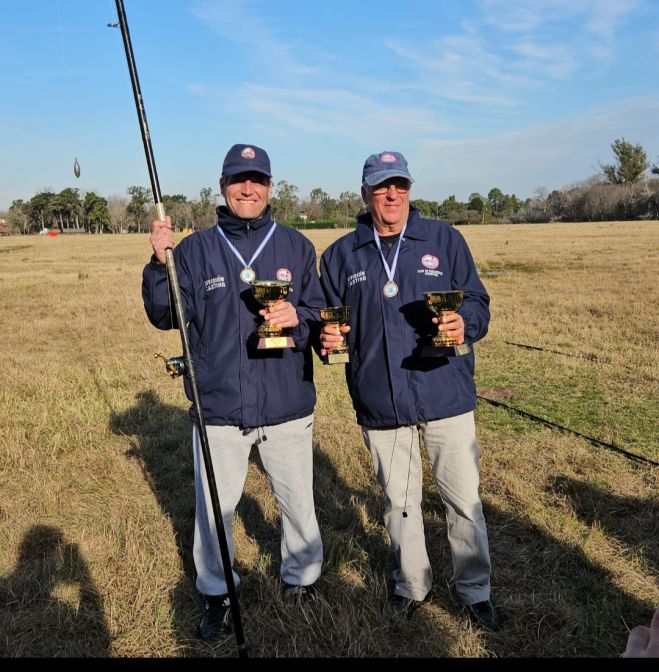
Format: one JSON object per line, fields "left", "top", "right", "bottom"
{"left": 2, "top": 0, "right": 659, "bottom": 211}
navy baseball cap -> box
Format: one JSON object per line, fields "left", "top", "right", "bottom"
{"left": 362, "top": 151, "right": 414, "bottom": 186}
{"left": 221, "top": 144, "right": 272, "bottom": 178}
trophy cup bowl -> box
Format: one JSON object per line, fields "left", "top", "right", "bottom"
{"left": 422, "top": 290, "right": 470, "bottom": 357}
{"left": 320, "top": 306, "right": 351, "bottom": 364}
{"left": 251, "top": 280, "right": 294, "bottom": 349}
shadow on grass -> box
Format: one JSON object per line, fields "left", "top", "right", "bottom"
{"left": 107, "top": 389, "right": 461, "bottom": 655}
{"left": 0, "top": 525, "right": 111, "bottom": 656}
{"left": 551, "top": 475, "right": 659, "bottom": 575}
{"left": 421, "top": 475, "right": 657, "bottom": 657}
{"left": 106, "top": 388, "right": 655, "bottom": 656}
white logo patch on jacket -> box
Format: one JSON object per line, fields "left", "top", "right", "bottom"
{"left": 204, "top": 275, "right": 226, "bottom": 292}
{"left": 418, "top": 254, "right": 443, "bottom": 277}
{"left": 347, "top": 270, "right": 367, "bottom": 287}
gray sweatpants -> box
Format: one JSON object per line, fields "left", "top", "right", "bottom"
{"left": 362, "top": 411, "right": 491, "bottom": 605}
{"left": 192, "top": 414, "right": 323, "bottom": 596}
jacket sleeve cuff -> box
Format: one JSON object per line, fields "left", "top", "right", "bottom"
{"left": 149, "top": 254, "right": 167, "bottom": 270}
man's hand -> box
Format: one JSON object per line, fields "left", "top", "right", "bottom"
{"left": 623, "top": 608, "right": 659, "bottom": 658}
{"left": 150, "top": 216, "right": 174, "bottom": 264}
{"left": 260, "top": 301, "right": 299, "bottom": 330}
{"left": 432, "top": 311, "right": 465, "bottom": 345}
{"left": 320, "top": 323, "right": 350, "bottom": 357}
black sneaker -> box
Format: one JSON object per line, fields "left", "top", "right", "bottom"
{"left": 388, "top": 592, "right": 429, "bottom": 620}
{"left": 198, "top": 594, "right": 232, "bottom": 641}
{"left": 464, "top": 599, "right": 500, "bottom": 632}
{"left": 282, "top": 582, "right": 317, "bottom": 603}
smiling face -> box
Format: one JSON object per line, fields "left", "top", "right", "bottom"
{"left": 362, "top": 177, "right": 412, "bottom": 235}
{"left": 220, "top": 171, "right": 272, "bottom": 220}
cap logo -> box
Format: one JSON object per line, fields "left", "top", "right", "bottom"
{"left": 380, "top": 153, "right": 397, "bottom": 163}
{"left": 241, "top": 147, "right": 256, "bottom": 159}
{"left": 421, "top": 254, "right": 439, "bottom": 269}
{"left": 276, "top": 268, "right": 292, "bottom": 282}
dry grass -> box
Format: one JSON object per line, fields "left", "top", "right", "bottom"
{"left": 0, "top": 222, "right": 657, "bottom": 658}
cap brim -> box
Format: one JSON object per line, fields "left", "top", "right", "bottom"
{"left": 364, "top": 170, "right": 414, "bottom": 186}
{"left": 222, "top": 166, "right": 272, "bottom": 178}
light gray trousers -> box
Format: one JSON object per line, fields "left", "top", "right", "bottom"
{"left": 362, "top": 411, "right": 491, "bottom": 605}
{"left": 192, "top": 414, "right": 323, "bottom": 596}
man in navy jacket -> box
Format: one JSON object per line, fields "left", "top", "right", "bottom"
{"left": 319, "top": 151, "right": 499, "bottom": 631}
{"left": 143, "top": 144, "right": 323, "bottom": 641}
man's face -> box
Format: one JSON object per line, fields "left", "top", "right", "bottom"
{"left": 221, "top": 171, "right": 272, "bottom": 220}
{"left": 362, "top": 177, "right": 411, "bottom": 233}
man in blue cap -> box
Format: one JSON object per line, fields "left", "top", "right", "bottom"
{"left": 143, "top": 143, "right": 324, "bottom": 641}
{"left": 318, "top": 151, "right": 499, "bottom": 631}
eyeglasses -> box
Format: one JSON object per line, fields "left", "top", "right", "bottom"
{"left": 370, "top": 179, "right": 411, "bottom": 195}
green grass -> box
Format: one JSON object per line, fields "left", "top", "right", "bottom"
{"left": 0, "top": 222, "right": 657, "bottom": 657}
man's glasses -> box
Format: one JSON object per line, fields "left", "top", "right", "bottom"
{"left": 370, "top": 178, "right": 411, "bottom": 195}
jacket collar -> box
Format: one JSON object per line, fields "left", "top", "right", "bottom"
{"left": 353, "top": 206, "right": 429, "bottom": 250}
{"left": 215, "top": 204, "right": 274, "bottom": 238}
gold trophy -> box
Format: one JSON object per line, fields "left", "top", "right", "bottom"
{"left": 251, "top": 280, "right": 295, "bottom": 349}
{"left": 320, "top": 306, "right": 351, "bottom": 364}
{"left": 422, "top": 290, "right": 471, "bottom": 357}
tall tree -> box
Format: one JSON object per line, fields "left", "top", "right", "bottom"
{"left": 163, "top": 194, "right": 192, "bottom": 231}
{"left": 126, "top": 186, "right": 153, "bottom": 233}
{"left": 190, "top": 187, "right": 216, "bottom": 230}
{"left": 487, "top": 187, "right": 505, "bottom": 216}
{"left": 83, "top": 192, "right": 110, "bottom": 233}
{"left": 270, "top": 180, "right": 299, "bottom": 222}
{"left": 468, "top": 193, "right": 485, "bottom": 213}
{"left": 107, "top": 194, "right": 129, "bottom": 234}
{"left": 51, "top": 188, "right": 82, "bottom": 230}
{"left": 600, "top": 138, "right": 648, "bottom": 184}
{"left": 337, "top": 191, "right": 362, "bottom": 227}
{"left": 28, "top": 191, "right": 55, "bottom": 231}
{"left": 9, "top": 199, "right": 29, "bottom": 234}
{"left": 308, "top": 187, "right": 330, "bottom": 220}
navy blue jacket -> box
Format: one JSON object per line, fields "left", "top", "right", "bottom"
{"left": 142, "top": 205, "right": 323, "bottom": 427}
{"left": 319, "top": 207, "right": 490, "bottom": 428}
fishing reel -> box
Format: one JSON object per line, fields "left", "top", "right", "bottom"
{"left": 154, "top": 352, "right": 186, "bottom": 378}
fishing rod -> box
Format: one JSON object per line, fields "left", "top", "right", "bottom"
{"left": 112, "top": 0, "right": 248, "bottom": 657}
{"left": 477, "top": 395, "right": 658, "bottom": 468}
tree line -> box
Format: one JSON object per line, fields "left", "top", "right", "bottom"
{"left": 3, "top": 138, "right": 659, "bottom": 234}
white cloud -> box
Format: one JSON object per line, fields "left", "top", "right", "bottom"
{"left": 190, "top": 82, "right": 446, "bottom": 142}
{"left": 192, "top": 0, "right": 314, "bottom": 77}
{"left": 512, "top": 41, "right": 578, "bottom": 79}
{"left": 479, "top": 0, "right": 638, "bottom": 36}
{"left": 386, "top": 36, "right": 533, "bottom": 108}
{"left": 412, "top": 97, "right": 659, "bottom": 199}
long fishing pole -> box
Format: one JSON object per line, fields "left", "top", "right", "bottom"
{"left": 112, "top": 0, "right": 247, "bottom": 657}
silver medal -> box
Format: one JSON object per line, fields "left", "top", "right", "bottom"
{"left": 240, "top": 267, "right": 256, "bottom": 283}
{"left": 383, "top": 280, "right": 399, "bottom": 298}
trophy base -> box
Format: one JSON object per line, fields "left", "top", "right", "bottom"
{"left": 325, "top": 351, "right": 349, "bottom": 365}
{"left": 257, "top": 335, "right": 295, "bottom": 349}
{"left": 421, "top": 343, "right": 471, "bottom": 358}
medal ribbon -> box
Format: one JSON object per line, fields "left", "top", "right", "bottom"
{"left": 216, "top": 221, "right": 277, "bottom": 273}
{"left": 373, "top": 222, "right": 407, "bottom": 290}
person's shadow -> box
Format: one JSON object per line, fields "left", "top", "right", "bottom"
{"left": 550, "top": 474, "right": 658, "bottom": 576}
{"left": 108, "top": 387, "right": 461, "bottom": 655}
{"left": 109, "top": 388, "right": 205, "bottom": 652}
{"left": 109, "top": 388, "right": 282, "bottom": 654}
{"left": 0, "top": 525, "right": 111, "bottom": 656}
{"left": 420, "top": 466, "right": 657, "bottom": 657}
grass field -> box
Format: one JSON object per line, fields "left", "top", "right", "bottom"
{"left": 0, "top": 221, "right": 657, "bottom": 657}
